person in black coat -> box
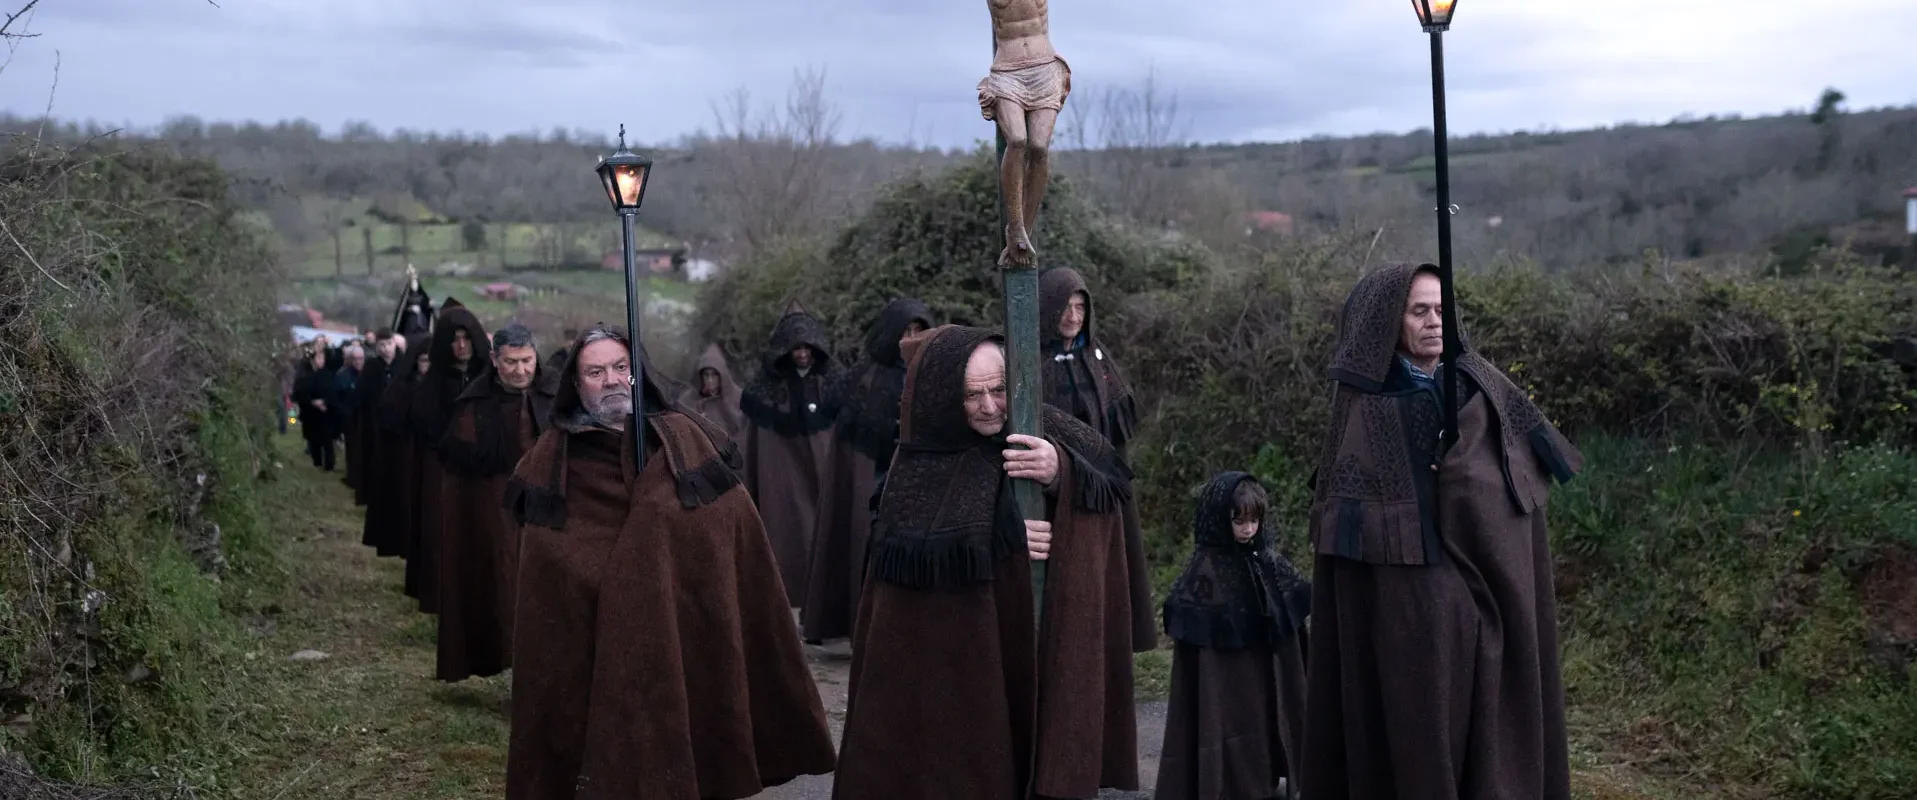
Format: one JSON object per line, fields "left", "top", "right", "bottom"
{"left": 291, "top": 341, "right": 343, "bottom": 471}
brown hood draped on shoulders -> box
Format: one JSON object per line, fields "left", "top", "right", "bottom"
{"left": 502, "top": 326, "right": 834, "bottom": 800}
{"left": 801, "top": 297, "right": 935, "bottom": 642}
{"left": 677, "top": 342, "right": 747, "bottom": 437}
{"left": 432, "top": 362, "right": 560, "bottom": 683}
{"left": 1301, "top": 261, "right": 1583, "bottom": 800}
{"left": 740, "top": 300, "right": 839, "bottom": 605}
{"left": 834, "top": 325, "right": 1139, "bottom": 800}
{"left": 1038, "top": 266, "right": 1156, "bottom": 652}
{"left": 404, "top": 305, "right": 489, "bottom": 614}
{"left": 361, "top": 334, "right": 430, "bottom": 558}
{"left": 1155, "top": 472, "right": 1311, "bottom": 800}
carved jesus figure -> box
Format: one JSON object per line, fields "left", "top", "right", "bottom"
{"left": 981, "top": 0, "right": 1069, "bottom": 267}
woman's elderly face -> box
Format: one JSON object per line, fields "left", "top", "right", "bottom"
{"left": 963, "top": 343, "right": 1008, "bottom": 436}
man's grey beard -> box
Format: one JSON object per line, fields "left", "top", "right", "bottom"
{"left": 585, "top": 392, "right": 633, "bottom": 430}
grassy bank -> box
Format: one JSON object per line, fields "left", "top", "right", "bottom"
{"left": 0, "top": 140, "right": 286, "bottom": 790}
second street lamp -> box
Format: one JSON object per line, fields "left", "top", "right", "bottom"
{"left": 595, "top": 124, "right": 656, "bottom": 465}
{"left": 1413, "top": 0, "right": 1464, "bottom": 450}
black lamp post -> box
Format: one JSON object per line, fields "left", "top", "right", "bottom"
{"left": 595, "top": 124, "right": 655, "bottom": 464}
{"left": 1413, "top": 0, "right": 1464, "bottom": 449}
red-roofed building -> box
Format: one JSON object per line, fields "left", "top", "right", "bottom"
{"left": 1246, "top": 210, "right": 1295, "bottom": 237}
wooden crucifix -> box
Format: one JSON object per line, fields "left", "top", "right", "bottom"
{"left": 982, "top": 0, "right": 1068, "bottom": 621}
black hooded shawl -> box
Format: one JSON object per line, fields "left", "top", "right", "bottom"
{"left": 1309, "top": 262, "right": 1582, "bottom": 566}
{"left": 832, "top": 297, "right": 934, "bottom": 464}
{"left": 865, "top": 326, "right": 1133, "bottom": 591}
{"left": 1162, "top": 472, "right": 1312, "bottom": 650}
{"left": 1038, "top": 267, "right": 1139, "bottom": 451}
{"left": 412, "top": 305, "right": 491, "bottom": 448}
{"left": 741, "top": 303, "right": 840, "bottom": 437}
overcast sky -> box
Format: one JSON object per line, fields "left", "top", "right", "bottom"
{"left": 2, "top": 0, "right": 1914, "bottom": 148}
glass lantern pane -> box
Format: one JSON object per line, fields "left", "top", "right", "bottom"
{"left": 599, "top": 168, "right": 620, "bottom": 208}
{"left": 614, "top": 164, "right": 648, "bottom": 208}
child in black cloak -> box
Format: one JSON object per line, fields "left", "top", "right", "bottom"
{"left": 1154, "top": 472, "right": 1311, "bottom": 800}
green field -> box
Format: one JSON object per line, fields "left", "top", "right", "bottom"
{"left": 254, "top": 195, "right": 684, "bottom": 278}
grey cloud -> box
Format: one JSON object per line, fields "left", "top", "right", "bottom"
{"left": 1, "top": 0, "right": 1912, "bottom": 148}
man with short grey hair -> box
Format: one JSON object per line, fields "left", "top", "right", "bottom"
{"left": 433, "top": 320, "right": 554, "bottom": 682}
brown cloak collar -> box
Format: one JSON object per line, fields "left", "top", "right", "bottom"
{"left": 502, "top": 326, "right": 744, "bottom": 528}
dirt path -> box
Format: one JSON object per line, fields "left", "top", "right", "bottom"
{"left": 234, "top": 433, "right": 1678, "bottom": 799}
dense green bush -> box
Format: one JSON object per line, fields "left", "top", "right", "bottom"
{"left": 695, "top": 154, "right": 1917, "bottom": 796}
{"left": 692, "top": 148, "right": 1206, "bottom": 366}
{"left": 0, "top": 142, "right": 283, "bottom": 785}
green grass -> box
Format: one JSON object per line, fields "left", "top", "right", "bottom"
{"left": 213, "top": 434, "right": 510, "bottom": 799}
{"left": 284, "top": 194, "right": 681, "bottom": 278}
{"left": 1547, "top": 437, "right": 1917, "bottom": 798}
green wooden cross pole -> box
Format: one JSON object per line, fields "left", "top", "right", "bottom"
{"left": 992, "top": 41, "right": 1048, "bottom": 630}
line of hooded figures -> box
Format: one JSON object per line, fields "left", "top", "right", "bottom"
{"left": 283, "top": 262, "right": 1583, "bottom": 800}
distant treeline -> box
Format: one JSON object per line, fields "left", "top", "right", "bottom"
{"left": 5, "top": 85, "right": 1913, "bottom": 270}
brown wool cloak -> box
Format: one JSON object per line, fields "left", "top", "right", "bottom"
{"left": 1038, "top": 268, "right": 1156, "bottom": 652}
{"left": 503, "top": 328, "right": 834, "bottom": 800}
{"left": 801, "top": 297, "right": 933, "bottom": 642}
{"left": 432, "top": 365, "right": 557, "bottom": 682}
{"left": 362, "top": 336, "right": 429, "bottom": 558}
{"left": 834, "top": 325, "right": 1138, "bottom": 800}
{"left": 740, "top": 301, "right": 840, "bottom": 605}
{"left": 1299, "top": 262, "right": 1583, "bottom": 800}
{"left": 678, "top": 343, "right": 748, "bottom": 439}
{"left": 404, "top": 303, "right": 490, "bottom": 615}
{"left": 1155, "top": 472, "right": 1312, "bottom": 800}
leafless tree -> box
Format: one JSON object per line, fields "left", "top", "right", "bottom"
{"left": 707, "top": 66, "right": 843, "bottom": 254}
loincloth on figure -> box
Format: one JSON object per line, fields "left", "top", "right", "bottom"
{"left": 977, "top": 55, "right": 1072, "bottom": 122}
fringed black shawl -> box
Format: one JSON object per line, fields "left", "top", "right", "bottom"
{"left": 1162, "top": 472, "right": 1311, "bottom": 650}
{"left": 865, "top": 325, "right": 1134, "bottom": 591}
{"left": 741, "top": 303, "right": 840, "bottom": 436}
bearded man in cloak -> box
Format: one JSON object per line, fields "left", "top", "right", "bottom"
{"left": 502, "top": 325, "right": 835, "bottom": 798}
{"left": 1038, "top": 266, "right": 1156, "bottom": 652}
{"left": 833, "top": 325, "right": 1139, "bottom": 800}
{"left": 405, "top": 300, "right": 489, "bottom": 614}
{"left": 1299, "top": 262, "right": 1583, "bottom": 800}
{"left": 678, "top": 343, "right": 747, "bottom": 438}
{"left": 363, "top": 337, "right": 427, "bottom": 558}
{"left": 434, "top": 323, "right": 556, "bottom": 682}
{"left": 739, "top": 300, "right": 840, "bottom": 605}
{"left": 800, "top": 297, "right": 932, "bottom": 644}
